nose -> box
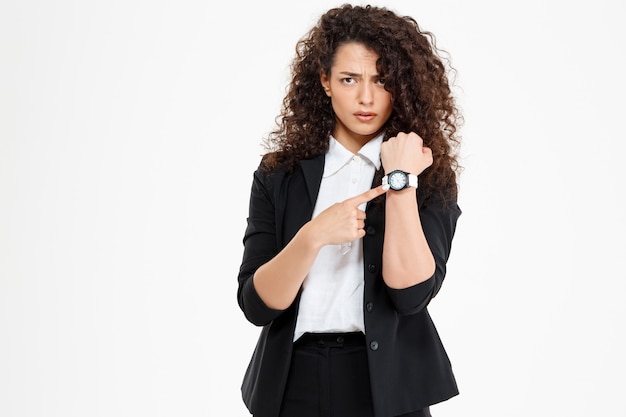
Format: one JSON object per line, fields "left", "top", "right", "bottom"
{"left": 358, "top": 83, "right": 374, "bottom": 105}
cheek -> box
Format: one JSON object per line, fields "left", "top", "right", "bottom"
{"left": 380, "top": 93, "right": 393, "bottom": 112}
{"left": 331, "top": 95, "right": 350, "bottom": 111}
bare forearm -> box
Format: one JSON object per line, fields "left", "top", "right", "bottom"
{"left": 252, "top": 222, "right": 322, "bottom": 310}
{"left": 382, "top": 190, "right": 436, "bottom": 288}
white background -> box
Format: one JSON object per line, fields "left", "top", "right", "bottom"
{"left": 1, "top": 0, "right": 625, "bottom": 416}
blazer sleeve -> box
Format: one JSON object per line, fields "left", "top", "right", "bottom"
{"left": 237, "top": 164, "right": 286, "bottom": 326}
{"left": 384, "top": 188, "right": 462, "bottom": 315}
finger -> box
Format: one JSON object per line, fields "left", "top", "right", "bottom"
{"left": 346, "top": 184, "right": 388, "bottom": 206}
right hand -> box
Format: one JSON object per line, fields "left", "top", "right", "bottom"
{"left": 307, "top": 185, "right": 387, "bottom": 247}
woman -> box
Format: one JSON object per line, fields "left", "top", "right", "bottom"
{"left": 237, "top": 4, "right": 462, "bottom": 417}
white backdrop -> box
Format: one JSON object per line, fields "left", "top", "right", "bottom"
{"left": 1, "top": 0, "right": 625, "bottom": 416}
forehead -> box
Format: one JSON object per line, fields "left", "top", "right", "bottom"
{"left": 332, "top": 42, "right": 379, "bottom": 68}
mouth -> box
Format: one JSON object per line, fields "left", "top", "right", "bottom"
{"left": 354, "top": 112, "right": 376, "bottom": 121}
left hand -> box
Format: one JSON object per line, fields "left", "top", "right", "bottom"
{"left": 381, "top": 132, "right": 433, "bottom": 175}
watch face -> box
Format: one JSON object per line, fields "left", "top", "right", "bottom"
{"left": 389, "top": 171, "right": 408, "bottom": 190}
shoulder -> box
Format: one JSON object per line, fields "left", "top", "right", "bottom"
{"left": 249, "top": 153, "right": 289, "bottom": 202}
{"left": 256, "top": 152, "right": 287, "bottom": 178}
{"left": 419, "top": 164, "right": 460, "bottom": 211}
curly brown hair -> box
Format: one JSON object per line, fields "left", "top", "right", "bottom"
{"left": 261, "top": 3, "right": 462, "bottom": 200}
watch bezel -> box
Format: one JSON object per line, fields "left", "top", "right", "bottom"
{"left": 387, "top": 169, "right": 409, "bottom": 191}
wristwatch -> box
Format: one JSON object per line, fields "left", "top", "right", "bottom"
{"left": 382, "top": 170, "right": 418, "bottom": 191}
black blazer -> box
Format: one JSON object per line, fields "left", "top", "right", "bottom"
{"left": 237, "top": 155, "right": 461, "bottom": 417}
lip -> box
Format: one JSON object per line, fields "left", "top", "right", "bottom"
{"left": 354, "top": 111, "right": 376, "bottom": 122}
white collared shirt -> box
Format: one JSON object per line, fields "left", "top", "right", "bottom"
{"left": 293, "top": 133, "right": 383, "bottom": 341}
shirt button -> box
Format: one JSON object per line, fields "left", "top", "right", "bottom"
{"left": 351, "top": 178, "right": 357, "bottom": 184}
{"left": 366, "top": 302, "right": 374, "bottom": 313}
{"left": 368, "top": 264, "right": 377, "bottom": 273}
{"left": 336, "top": 336, "right": 344, "bottom": 344}
{"left": 366, "top": 226, "right": 376, "bottom": 235}
{"left": 370, "top": 340, "right": 379, "bottom": 351}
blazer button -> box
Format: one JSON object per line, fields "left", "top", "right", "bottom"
{"left": 367, "top": 264, "right": 377, "bottom": 273}
{"left": 369, "top": 340, "right": 379, "bottom": 351}
{"left": 366, "top": 302, "right": 374, "bottom": 313}
{"left": 366, "top": 225, "right": 376, "bottom": 235}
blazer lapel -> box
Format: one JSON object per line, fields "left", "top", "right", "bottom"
{"left": 300, "top": 156, "right": 324, "bottom": 204}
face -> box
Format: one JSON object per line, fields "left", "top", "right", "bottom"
{"left": 321, "top": 42, "right": 393, "bottom": 152}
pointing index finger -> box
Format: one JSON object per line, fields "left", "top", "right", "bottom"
{"left": 347, "top": 185, "right": 388, "bottom": 206}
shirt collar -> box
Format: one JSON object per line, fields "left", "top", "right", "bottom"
{"left": 323, "top": 133, "right": 383, "bottom": 178}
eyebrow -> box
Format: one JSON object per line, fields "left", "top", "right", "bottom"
{"left": 338, "top": 71, "right": 382, "bottom": 78}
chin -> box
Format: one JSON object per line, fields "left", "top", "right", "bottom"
{"left": 349, "top": 126, "right": 380, "bottom": 136}
{"left": 358, "top": 129, "right": 383, "bottom": 138}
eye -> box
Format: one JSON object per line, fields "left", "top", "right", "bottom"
{"left": 341, "top": 77, "right": 355, "bottom": 85}
{"left": 376, "top": 77, "right": 386, "bottom": 86}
